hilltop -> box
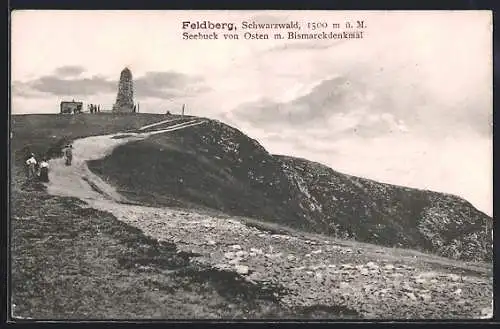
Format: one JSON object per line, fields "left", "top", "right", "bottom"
{"left": 87, "top": 118, "right": 493, "bottom": 262}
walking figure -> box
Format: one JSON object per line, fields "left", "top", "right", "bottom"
{"left": 25, "top": 153, "right": 37, "bottom": 182}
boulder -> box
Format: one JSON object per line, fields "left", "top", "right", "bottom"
{"left": 235, "top": 265, "right": 249, "bottom": 275}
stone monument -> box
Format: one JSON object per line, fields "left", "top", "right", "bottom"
{"left": 112, "top": 67, "right": 134, "bottom": 113}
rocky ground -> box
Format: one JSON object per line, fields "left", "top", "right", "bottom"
{"left": 80, "top": 199, "right": 493, "bottom": 319}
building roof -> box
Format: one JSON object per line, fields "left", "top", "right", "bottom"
{"left": 60, "top": 101, "right": 83, "bottom": 104}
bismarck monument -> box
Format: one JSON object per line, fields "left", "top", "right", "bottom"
{"left": 112, "top": 67, "right": 135, "bottom": 113}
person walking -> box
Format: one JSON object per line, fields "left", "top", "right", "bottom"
{"left": 25, "top": 153, "right": 37, "bottom": 182}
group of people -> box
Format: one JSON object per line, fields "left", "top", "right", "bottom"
{"left": 89, "top": 104, "right": 101, "bottom": 114}
{"left": 25, "top": 153, "right": 50, "bottom": 183}
{"left": 24, "top": 144, "right": 73, "bottom": 184}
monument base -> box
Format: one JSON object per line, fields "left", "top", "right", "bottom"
{"left": 112, "top": 104, "right": 135, "bottom": 113}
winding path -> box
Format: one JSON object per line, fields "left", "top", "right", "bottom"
{"left": 46, "top": 119, "right": 206, "bottom": 202}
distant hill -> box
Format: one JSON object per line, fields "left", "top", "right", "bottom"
{"left": 87, "top": 119, "right": 493, "bottom": 262}
{"left": 278, "top": 155, "right": 493, "bottom": 262}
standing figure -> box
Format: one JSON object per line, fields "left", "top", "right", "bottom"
{"left": 38, "top": 157, "right": 50, "bottom": 182}
{"left": 63, "top": 144, "right": 73, "bottom": 166}
{"left": 25, "top": 153, "right": 37, "bottom": 182}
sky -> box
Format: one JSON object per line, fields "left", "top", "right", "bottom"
{"left": 11, "top": 10, "right": 493, "bottom": 216}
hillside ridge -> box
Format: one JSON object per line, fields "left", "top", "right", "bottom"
{"left": 86, "top": 117, "right": 493, "bottom": 262}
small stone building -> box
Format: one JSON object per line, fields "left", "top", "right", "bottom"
{"left": 60, "top": 100, "right": 83, "bottom": 114}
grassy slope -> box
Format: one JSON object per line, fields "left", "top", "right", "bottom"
{"left": 88, "top": 119, "right": 492, "bottom": 262}
{"left": 88, "top": 120, "right": 314, "bottom": 229}
{"left": 277, "top": 156, "right": 493, "bottom": 262}
{"left": 11, "top": 114, "right": 329, "bottom": 319}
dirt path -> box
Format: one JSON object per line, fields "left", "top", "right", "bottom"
{"left": 44, "top": 120, "right": 493, "bottom": 319}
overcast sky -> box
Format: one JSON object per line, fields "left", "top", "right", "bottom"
{"left": 11, "top": 10, "right": 492, "bottom": 215}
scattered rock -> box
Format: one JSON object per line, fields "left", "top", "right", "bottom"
{"left": 480, "top": 306, "right": 493, "bottom": 319}
{"left": 235, "top": 250, "right": 248, "bottom": 258}
{"left": 454, "top": 288, "right": 462, "bottom": 295}
{"left": 235, "top": 265, "right": 249, "bottom": 275}
{"left": 449, "top": 274, "right": 461, "bottom": 282}
{"left": 311, "top": 264, "right": 325, "bottom": 270}
{"left": 224, "top": 252, "right": 235, "bottom": 259}
{"left": 406, "top": 292, "right": 417, "bottom": 301}
{"left": 231, "top": 244, "right": 242, "bottom": 250}
{"left": 250, "top": 248, "right": 263, "bottom": 254}
{"left": 420, "top": 294, "right": 432, "bottom": 302}
{"left": 215, "top": 263, "right": 232, "bottom": 271}
{"left": 366, "top": 262, "right": 379, "bottom": 269}
{"left": 360, "top": 268, "right": 370, "bottom": 276}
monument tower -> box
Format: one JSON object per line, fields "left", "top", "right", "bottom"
{"left": 113, "top": 67, "right": 134, "bottom": 113}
